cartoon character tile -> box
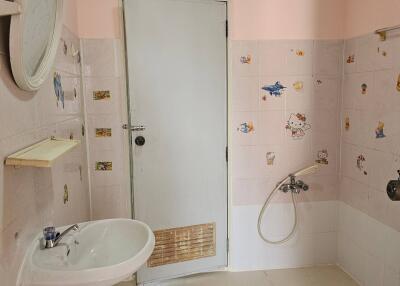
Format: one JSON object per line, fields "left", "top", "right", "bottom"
{"left": 96, "top": 161, "right": 113, "bottom": 171}
{"left": 261, "top": 81, "right": 286, "bottom": 97}
{"left": 356, "top": 154, "right": 367, "bottom": 175}
{"left": 397, "top": 74, "right": 400, "bottom": 92}
{"left": 237, "top": 122, "right": 254, "bottom": 134}
{"left": 240, "top": 55, "right": 252, "bottom": 64}
{"left": 96, "top": 128, "right": 112, "bottom": 138}
{"left": 266, "top": 152, "right": 276, "bottom": 166}
{"left": 293, "top": 81, "right": 304, "bottom": 92}
{"left": 285, "top": 113, "right": 311, "bottom": 140}
{"left": 93, "top": 90, "right": 111, "bottom": 101}
{"left": 345, "top": 117, "right": 350, "bottom": 131}
{"left": 53, "top": 72, "right": 65, "bottom": 109}
{"left": 316, "top": 149, "right": 329, "bottom": 165}
{"left": 375, "top": 121, "right": 386, "bottom": 139}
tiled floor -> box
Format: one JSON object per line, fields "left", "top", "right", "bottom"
{"left": 117, "top": 266, "right": 359, "bottom": 286}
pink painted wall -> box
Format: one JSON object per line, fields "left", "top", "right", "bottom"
{"left": 229, "top": 0, "right": 345, "bottom": 40}
{"left": 76, "top": 0, "right": 121, "bottom": 39}
{"left": 343, "top": 0, "right": 400, "bottom": 39}
{"left": 63, "top": 0, "right": 79, "bottom": 35}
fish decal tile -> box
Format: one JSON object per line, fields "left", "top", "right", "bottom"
{"left": 261, "top": 81, "right": 287, "bottom": 97}
{"left": 53, "top": 72, "right": 65, "bottom": 109}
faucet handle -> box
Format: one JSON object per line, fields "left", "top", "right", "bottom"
{"left": 43, "top": 226, "right": 57, "bottom": 240}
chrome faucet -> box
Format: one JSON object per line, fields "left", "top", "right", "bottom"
{"left": 43, "top": 224, "right": 79, "bottom": 249}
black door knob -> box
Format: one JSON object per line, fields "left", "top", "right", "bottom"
{"left": 135, "top": 136, "right": 145, "bottom": 146}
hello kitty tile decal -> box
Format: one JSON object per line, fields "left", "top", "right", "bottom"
{"left": 240, "top": 55, "right": 252, "bottom": 64}
{"left": 356, "top": 155, "right": 367, "bottom": 175}
{"left": 285, "top": 113, "right": 311, "bottom": 139}
{"left": 266, "top": 152, "right": 276, "bottom": 166}
{"left": 375, "top": 121, "right": 386, "bottom": 138}
{"left": 237, "top": 122, "right": 254, "bottom": 134}
{"left": 316, "top": 149, "right": 328, "bottom": 165}
{"left": 261, "top": 81, "right": 287, "bottom": 97}
{"left": 53, "top": 72, "right": 65, "bottom": 109}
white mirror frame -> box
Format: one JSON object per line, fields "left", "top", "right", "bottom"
{"left": 8, "top": 0, "right": 64, "bottom": 92}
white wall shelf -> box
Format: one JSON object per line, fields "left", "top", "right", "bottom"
{"left": 5, "top": 137, "right": 80, "bottom": 168}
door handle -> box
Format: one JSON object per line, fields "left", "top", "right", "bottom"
{"left": 122, "top": 124, "right": 146, "bottom": 131}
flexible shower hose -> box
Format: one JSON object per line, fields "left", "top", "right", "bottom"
{"left": 257, "top": 175, "right": 298, "bottom": 244}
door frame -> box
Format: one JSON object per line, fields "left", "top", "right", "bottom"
{"left": 120, "top": 0, "right": 233, "bottom": 279}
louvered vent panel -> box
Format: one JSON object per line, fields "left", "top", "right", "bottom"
{"left": 147, "top": 223, "right": 216, "bottom": 267}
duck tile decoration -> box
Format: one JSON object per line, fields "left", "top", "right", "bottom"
{"left": 293, "top": 81, "right": 304, "bottom": 91}
{"left": 285, "top": 113, "right": 311, "bottom": 140}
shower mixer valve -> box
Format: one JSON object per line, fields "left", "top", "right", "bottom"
{"left": 279, "top": 175, "right": 309, "bottom": 194}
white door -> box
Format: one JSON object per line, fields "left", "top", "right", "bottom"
{"left": 123, "top": 0, "right": 228, "bottom": 283}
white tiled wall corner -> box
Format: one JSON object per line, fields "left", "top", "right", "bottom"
{"left": 339, "top": 31, "right": 400, "bottom": 251}
{"left": 230, "top": 202, "right": 338, "bottom": 271}
{"left": 0, "top": 25, "right": 90, "bottom": 285}
{"left": 81, "top": 38, "right": 131, "bottom": 220}
{"left": 337, "top": 202, "right": 400, "bottom": 286}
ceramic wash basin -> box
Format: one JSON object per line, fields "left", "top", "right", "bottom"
{"left": 17, "top": 219, "right": 155, "bottom": 286}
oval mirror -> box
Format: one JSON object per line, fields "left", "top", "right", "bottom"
{"left": 9, "top": 0, "right": 63, "bottom": 92}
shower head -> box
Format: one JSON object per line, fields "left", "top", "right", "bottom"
{"left": 292, "top": 163, "right": 320, "bottom": 177}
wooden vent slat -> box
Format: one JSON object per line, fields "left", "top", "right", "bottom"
{"left": 147, "top": 223, "right": 216, "bottom": 267}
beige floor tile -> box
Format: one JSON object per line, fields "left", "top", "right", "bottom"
{"left": 265, "top": 267, "right": 311, "bottom": 286}
{"left": 115, "top": 266, "right": 359, "bottom": 286}
{"left": 159, "top": 271, "right": 271, "bottom": 286}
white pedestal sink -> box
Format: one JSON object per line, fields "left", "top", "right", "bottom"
{"left": 17, "top": 219, "right": 155, "bottom": 286}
